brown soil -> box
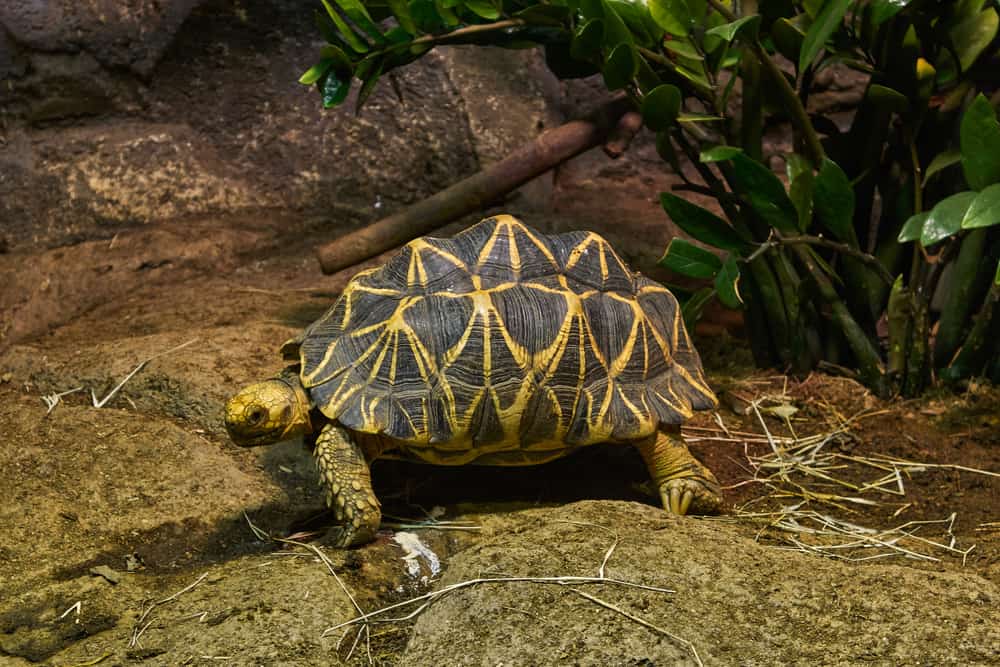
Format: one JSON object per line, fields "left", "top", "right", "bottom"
{"left": 0, "top": 190, "right": 997, "bottom": 665}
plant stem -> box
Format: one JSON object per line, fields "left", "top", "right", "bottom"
{"left": 413, "top": 18, "right": 526, "bottom": 47}
{"left": 928, "top": 234, "right": 976, "bottom": 364}
{"left": 903, "top": 295, "right": 930, "bottom": 395}
{"left": 746, "top": 257, "right": 795, "bottom": 364}
{"left": 790, "top": 245, "right": 886, "bottom": 393}
{"left": 887, "top": 276, "right": 909, "bottom": 379}
{"left": 769, "top": 232, "right": 894, "bottom": 285}
{"left": 638, "top": 47, "right": 714, "bottom": 98}
{"left": 672, "top": 131, "right": 744, "bottom": 225}
{"left": 945, "top": 280, "right": 1000, "bottom": 380}
{"left": 706, "top": 0, "right": 824, "bottom": 165}
{"left": 741, "top": 55, "right": 763, "bottom": 162}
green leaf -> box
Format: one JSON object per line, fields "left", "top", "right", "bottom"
{"left": 950, "top": 8, "right": 999, "bottom": 72}
{"left": 410, "top": 0, "right": 446, "bottom": 32}
{"left": 299, "top": 59, "right": 334, "bottom": 85}
{"left": 386, "top": 0, "right": 418, "bottom": 34}
{"left": 514, "top": 5, "right": 572, "bottom": 26}
{"left": 813, "top": 158, "right": 858, "bottom": 245}
{"left": 649, "top": 0, "right": 692, "bottom": 37}
{"left": 641, "top": 84, "right": 681, "bottom": 131}
{"left": 658, "top": 238, "right": 723, "bottom": 279}
{"left": 659, "top": 192, "right": 749, "bottom": 252}
{"left": 771, "top": 16, "right": 805, "bottom": 63}
{"left": 785, "top": 153, "right": 811, "bottom": 185}
{"left": 319, "top": 71, "right": 352, "bottom": 108}
{"left": 729, "top": 153, "right": 799, "bottom": 233}
{"left": 602, "top": 43, "right": 639, "bottom": 90}
{"left": 922, "top": 150, "right": 962, "bottom": 187}
{"left": 714, "top": 255, "right": 744, "bottom": 308}
{"left": 634, "top": 53, "right": 663, "bottom": 94}
{"left": 898, "top": 211, "right": 929, "bottom": 243}
{"left": 332, "top": 0, "right": 386, "bottom": 45}
{"left": 799, "top": 0, "right": 851, "bottom": 72}
{"left": 355, "top": 58, "right": 384, "bottom": 111}
{"left": 789, "top": 168, "right": 814, "bottom": 232}
{"left": 704, "top": 14, "right": 760, "bottom": 42}
{"left": 601, "top": 0, "right": 634, "bottom": 47}
{"left": 921, "top": 191, "right": 977, "bottom": 246}
{"left": 681, "top": 286, "right": 715, "bottom": 328}
{"left": 656, "top": 131, "right": 683, "bottom": 173}
{"left": 320, "top": 0, "right": 370, "bottom": 53}
{"left": 866, "top": 84, "right": 909, "bottom": 114}
{"left": 465, "top": 0, "right": 502, "bottom": 20}
{"left": 571, "top": 18, "right": 604, "bottom": 61}
{"left": 699, "top": 145, "right": 741, "bottom": 162}
{"left": 961, "top": 94, "right": 1000, "bottom": 190}
{"left": 608, "top": 0, "right": 661, "bottom": 46}
{"left": 962, "top": 183, "right": 1000, "bottom": 229}
{"left": 662, "top": 37, "right": 703, "bottom": 60}
{"left": 995, "top": 259, "right": 1000, "bottom": 286}
{"left": 434, "top": 0, "right": 460, "bottom": 26}
{"left": 870, "top": 0, "right": 914, "bottom": 25}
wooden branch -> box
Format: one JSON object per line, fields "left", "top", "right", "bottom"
{"left": 315, "top": 96, "right": 632, "bottom": 274}
{"left": 603, "top": 112, "right": 643, "bottom": 159}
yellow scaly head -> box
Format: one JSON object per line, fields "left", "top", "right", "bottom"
{"left": 224, "top": 369, "right": 313, "bottom": 447}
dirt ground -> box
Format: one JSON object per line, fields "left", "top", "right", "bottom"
{"left": 0, "top": 197, "right": 998, "bottom": 665}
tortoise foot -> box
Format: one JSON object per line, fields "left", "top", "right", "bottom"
{"left": 314, "top": 423, "right": 382, "bottom": 548}
{"left": 323, "top": 520, "right": 379, "bottom": 548}
{"left": 659, "top": 475, "right": 721, "bottom": 516}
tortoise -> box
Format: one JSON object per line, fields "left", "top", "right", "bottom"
{"left": 225, "top": 215, "right": 721, "bottom": 546}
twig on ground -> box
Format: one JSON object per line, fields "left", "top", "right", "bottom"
{"left": 242, "top": 512, "right": 373, "bottom": 664}
{"left": 704, "top": 391, "right": 982, "bottom": 562}
{"left": 42, "top": 386, "right": 83, "bottom": 415}
{"left": 319, "top": 527, "right": 695, "bottom": 664}
{"left": 380, "top": 513, "right": 481, "bottom": 532}
{"left": 128, "top": 572, "right": 208, "bottom": 648}
{"left": 64, "top": 653, "right": 112, "bottom": 667}
{"left": 92, "top": 338, "right": 198, "bottom": 408}
{"left": 554, "top": 520, "right": 620, "bottom": 579}
{"left": 568, "top": 588, "right": 703, "bottom": 667}
{"left": 58, "top": 601, "right": 82, "bottom": 619}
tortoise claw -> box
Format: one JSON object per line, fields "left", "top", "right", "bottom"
{"left": 323, "top": 523, "right": 377, "bottom": 548}
{"left": 660, "top": 477, "right": 720, "bottom": 516}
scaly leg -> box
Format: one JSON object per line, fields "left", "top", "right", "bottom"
{"left": 635, "top": 425, "right": 722, "bottom": 515}
{"left": 313, "top": 423, "right": 381, "bottom": 547}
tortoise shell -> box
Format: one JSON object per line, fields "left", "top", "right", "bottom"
{"left": 293, "top": 215, "right": 716, "bottom": 463}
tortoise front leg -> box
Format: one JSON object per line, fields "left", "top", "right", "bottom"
{"left": 313, "top": 423, "right": 381, "bottom": 547}
{"left": 635, "top": 425, "right": 722, "bottom": 515}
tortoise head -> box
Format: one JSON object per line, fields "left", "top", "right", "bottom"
{"left": 225, "top": 368, "right": 313, "bottom": 447}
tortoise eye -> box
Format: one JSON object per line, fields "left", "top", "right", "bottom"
{"left": 247, "top": 406, "right": 267, "bottom": 426}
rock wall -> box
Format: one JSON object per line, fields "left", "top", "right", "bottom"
{"left": 0, "top": 0, "right": 561, "bottom": 252}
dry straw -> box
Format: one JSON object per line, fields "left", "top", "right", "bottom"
{"left": 695, "top": 385, "right": 994, "bottom": 564}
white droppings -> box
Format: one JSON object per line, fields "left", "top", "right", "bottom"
{"left": 393, "top": 531, "right": 441, "bottom": 581}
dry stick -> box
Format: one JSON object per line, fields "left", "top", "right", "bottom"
{"left": 128, "top": 573, "right": 208, "bottom": 648}
{"left": 315, "top": 96, "right": 632, "bottom": 274}
{"left": 568, "top": 589, "right": 703, "bottom": 667}
{"left": 92, "top": 338, "right": 199, "bottom": 408}
{"left": 603, "top": 111, "right": 644, "bottom": 159}
{"left": 322, "top": 575, "right": 676, "bottom": 634}
{"left": 246, "top": 508, "right": 373, "bottom": 665}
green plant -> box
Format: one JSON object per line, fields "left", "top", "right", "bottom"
{"left": 300, "top": 0, "right": 1000, "bottom": 396}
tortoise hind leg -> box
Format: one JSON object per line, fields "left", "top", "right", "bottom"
{"left": 635, "top": 425, "right": 722, "bottom": 515}
{"left": 314, "top": 424, "right": 382, "bottom": 547}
